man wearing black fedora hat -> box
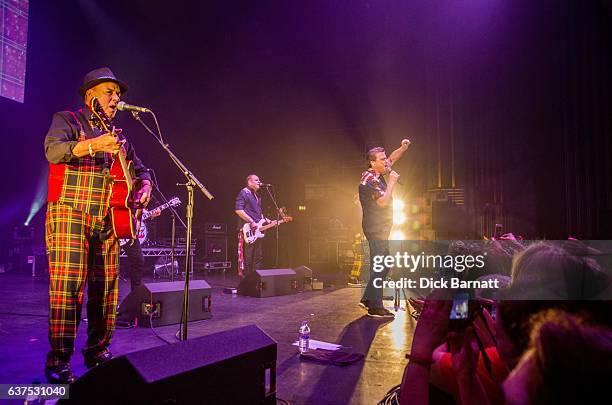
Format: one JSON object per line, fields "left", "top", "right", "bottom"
{"left": 43, "top": 67, "right": 152, "bottom": 383}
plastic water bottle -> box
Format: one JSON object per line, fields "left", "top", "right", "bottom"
{"left": 299, "top": 320, "right": 310, "bottom": 353}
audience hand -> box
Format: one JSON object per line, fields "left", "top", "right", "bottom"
{"left": 472, "top": 307, "right": 497, "bottom": 348}
{"left": 410, "top": 290, "right": 452, "bottom": 359}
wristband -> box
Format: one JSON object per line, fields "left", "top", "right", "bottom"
{"left": 88, "top": 143, "right": 95, "bottom": 157}
{"left": 406, "top": 353, "right": 434, "bottom": 367}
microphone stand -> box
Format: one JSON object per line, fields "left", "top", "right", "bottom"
{"left": 171, "top": 213, "right": 176, "bottom": 282}
{"left": 149, "top": 169, "right": 188, "bottom": 281}
{"left": 131, "top": 111, "right": 213, "bottom": 341}
{"left": 264, "top": 185, "right": 281, "bottom": 267}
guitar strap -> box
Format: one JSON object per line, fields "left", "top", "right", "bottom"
{"left": 237, "top": 231, "right": 245, "bottom": 276}
{"left": 67, "top": 111, "right": 86, "bottom": 141}
{"left": 68, "top": 110, "right": 111, "bottom": 168}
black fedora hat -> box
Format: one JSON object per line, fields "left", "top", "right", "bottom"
{"left": 78, "top": 67, "right": 128, "bottom": 97}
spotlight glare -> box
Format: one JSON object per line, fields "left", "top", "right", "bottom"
{"left": 391, "top": 230, "right": 405, "bottom": 240}
{"left": 392, "top": 199, "right": 405, "bottom": 211}
{"left": 393, "top": 212, "right": 406, "bottom": 225}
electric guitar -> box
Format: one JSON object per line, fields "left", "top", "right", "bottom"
{"left": 90, "top": 97, "right": 138, "bottom": 239}
{"left": 119, "top": 197, "right": 181, "bottom": 246}
{"left": 242, "top": 208, "right": 293, "bottom": 244}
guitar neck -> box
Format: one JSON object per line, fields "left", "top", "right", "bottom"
{"left": 117, "top": 151, "right": 133, "bottom": 190}
{"left": 260, "top": 219, "right": 287, "bottom": 232}
{"left": 90, "top": 99, "right": 134, "bottom": 192}
{"left": 142, "top": 204, "right": 167, "bottom": 221}
{"left": 142, "top": 199, "right": 180, "bottom": 221}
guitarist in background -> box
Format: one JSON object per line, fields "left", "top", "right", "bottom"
{"left": 235, "top": 174, "right": 270, "bottom": 278}
{"left": 43, "top": 67, "right": 152, "bottom": 383}
{"left": 121, "top": 199, "right": 161, "bottom": 292}
{"left": 115, "top": 198, "right": 161, "bottom": 328}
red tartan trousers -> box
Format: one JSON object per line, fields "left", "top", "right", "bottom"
{"left": 45, "top": 202, "right": 119, "bottom": 367}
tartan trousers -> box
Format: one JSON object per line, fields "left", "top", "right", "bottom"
{"left": 237, "top": 231, "right": 263, "bottom": 278}
{"left": 45, "top": 203, "right": 119, "bottom": 367}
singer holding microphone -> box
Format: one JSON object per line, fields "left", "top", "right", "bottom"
{"left": 358, "top": 139, "right": 411, "bottom": 318}
{"left": 43, "top": 67, "right": 152, "bottom": 383}
{"left": 235, "top": 174, "right": 271, "bottom": 278}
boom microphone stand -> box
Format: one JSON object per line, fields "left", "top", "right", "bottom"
{"left": 264, "top": 185, "right": 281, "bottom": 266}
{"left": 149, "top": 168, "right": 188, "bottom": 281}
{"left": 131, "top": 111, "right": 213, "bottom": 341}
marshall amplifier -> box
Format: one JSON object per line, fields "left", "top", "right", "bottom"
{"left": 205, "top": 222, "right": 227, "bottom": 235}
{"left": 204, "top": 261, "right": 232, "bottom": 270}
{"left": 205, "top": 236, "right": 228, "bottom": 261}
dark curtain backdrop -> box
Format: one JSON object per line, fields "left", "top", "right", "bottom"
{"left": 0, "top": 0, "right": 610, "bottom": 270}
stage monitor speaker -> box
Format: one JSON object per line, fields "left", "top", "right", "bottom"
{"left": 118, "top": 280, "right": 212, "bottom": 327}
{"left": 293, "top": 265, "right": 313, "bottom": 290}
{"left": 238, "top": 269, "right": 299, "bottom": 298}
{"left": 65, "top": 324, "right": 277, "bottom": 405}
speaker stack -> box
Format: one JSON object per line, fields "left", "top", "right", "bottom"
{"left": 203, "top": 222, "right": 231, "bottom": 271}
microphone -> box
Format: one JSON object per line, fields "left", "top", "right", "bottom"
{"left": 117, "top": 101, "right": 151, "bottom": 113}
{"left": 386, "top": 164, "right": 403, "bottom": 185}
{"left": 259, "top": 183, "right": 273, "bottom": 187}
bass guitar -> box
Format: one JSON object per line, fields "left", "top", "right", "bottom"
{"left": 242, "top": 208, "right": 293, "bottom": 244}
{"left": 90, "top": 97, "right": 138, "bottom": 239}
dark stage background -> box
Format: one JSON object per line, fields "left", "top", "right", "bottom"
{"left": 1, "top": 0, "right": 611, "bottom": 274}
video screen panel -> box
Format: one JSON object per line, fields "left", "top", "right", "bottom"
{"left": 0, "top": 0, "right": 28, "bottom": 103}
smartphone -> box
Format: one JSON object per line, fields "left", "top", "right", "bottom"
{"left": 449, "top": 292, "right": 470, "bottom": 332}
{"left": 493, "top": 223, "right": 503, "bottom": 239}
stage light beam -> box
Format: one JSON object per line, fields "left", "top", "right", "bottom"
{"left": 24, "top": 166, "right": 48, "bottom": 226}
{"left": 393, "top": 212, "right": 406, "bottom": 225}
{"left": 391, "top": 230, "right": 405, "bottom": 240}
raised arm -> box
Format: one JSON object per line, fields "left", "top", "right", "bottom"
{"left": 388, "top": 138, "right": 411, "bottom": 165}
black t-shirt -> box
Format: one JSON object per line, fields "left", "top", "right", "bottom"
{"left": 358, "top": 170, "right": 392, "bottom": 238}
{"left": 235, "top": 187, "right": 263, "bottom": 230}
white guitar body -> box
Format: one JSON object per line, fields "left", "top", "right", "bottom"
{"left": 242, "top": 217, "right": 292, "bottom": 245}
{"left": 120, "top": 222, "right": 147, "bottom": 247}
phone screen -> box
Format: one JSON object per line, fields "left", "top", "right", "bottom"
{"left": 450, "top": 293, "right": 470, "bottom": 320}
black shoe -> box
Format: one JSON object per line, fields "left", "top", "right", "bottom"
{"left": 45, "top": 364, "right": 77, "bottom": 384}
{"left": 367, "top": 308, "right": 395, "bottom": 318}
{"left": 115, "top": 319, "right": 135, "bottom": 329}
{"left": 358, "top": 299, "right": 369, "bottom": 310}
{"left": 84, "top": 350, "right": 113, "bottom": 369}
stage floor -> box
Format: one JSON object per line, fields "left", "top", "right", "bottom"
{"left": 0, "top": 271, "right": 417, "bottom": 404}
